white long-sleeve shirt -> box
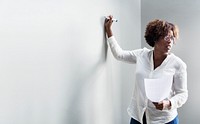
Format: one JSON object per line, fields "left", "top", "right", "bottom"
{"left": 107, "top": 36, "right": 188, "bottom": 124}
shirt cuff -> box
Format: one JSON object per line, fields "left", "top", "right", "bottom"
{"left": 169, "top": 99, "right": 175, "bottom": 110}
{"left": 107, "top": 36, "right": 116, "bottom": 43}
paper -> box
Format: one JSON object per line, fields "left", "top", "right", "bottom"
{"left": 144, "top": 75, "right": 173, "bottom": 102}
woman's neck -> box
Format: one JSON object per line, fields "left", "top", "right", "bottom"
{"left": 153, "top": 50, "right": 168, "bottom": 69}
{"left": 153, "top": 50, "right": 167, "bottom": 60}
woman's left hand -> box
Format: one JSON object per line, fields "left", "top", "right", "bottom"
{"left": 153, "top": 100, "right": 171, "bottom": 110}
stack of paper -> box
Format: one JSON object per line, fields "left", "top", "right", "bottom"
{"left": 144, "top": 75, "right": 173, "bottom": 102}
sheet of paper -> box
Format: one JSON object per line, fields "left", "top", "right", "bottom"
{"left": 144, "top": 75, "right": 173, "bottom": 102}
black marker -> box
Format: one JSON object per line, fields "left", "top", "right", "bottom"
{"left": 105, "top": 16, "right": 118, "bottom": 22}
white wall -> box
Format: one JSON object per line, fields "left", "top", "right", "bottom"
{"left": 0, "top": 0, "right": 141, "bottom": 124}
{"left": 141, "top": 0, "right": 200, "bottom": 123}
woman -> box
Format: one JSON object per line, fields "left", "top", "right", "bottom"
{"left": 104, "top": 15, "right": 188, "bottom": 124}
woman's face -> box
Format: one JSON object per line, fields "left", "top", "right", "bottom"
{"left": 154, "top": 30, "right": 174, "bottom": 55}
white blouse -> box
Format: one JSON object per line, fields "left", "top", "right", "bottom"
{"left": 107, "top": 36, "right": 188, "bottom": 124}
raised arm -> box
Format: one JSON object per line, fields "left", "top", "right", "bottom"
{"left": 104, "top": 15, "right": 138, "bottom": 63}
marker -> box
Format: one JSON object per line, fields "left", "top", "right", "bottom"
{"left": 104, "top": 16, "right": 118, "bottom": 22}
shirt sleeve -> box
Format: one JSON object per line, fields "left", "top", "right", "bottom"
{"left": 107, "top": 36, "right": 142, "bottom": 64}
{"left": 169, "top": 62, "right": 188, "bottom": 110}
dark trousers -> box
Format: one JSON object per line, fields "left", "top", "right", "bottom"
{"left": 130, "top": 113, "right": 146, "bottom": 124}
{"left": 130, "top": 114, "right": 179, "bottom": 124}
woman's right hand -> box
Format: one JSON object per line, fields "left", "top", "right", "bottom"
{"left": 104, "top": 15, "right": 114, "bottom": 38}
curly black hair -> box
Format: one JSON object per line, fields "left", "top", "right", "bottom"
{"left": 144, "top": 19, "right": 179, "bottom": 47}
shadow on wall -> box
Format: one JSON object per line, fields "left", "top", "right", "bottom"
{"left": 65, "top": 17, "right": 108, "bottom": 124}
